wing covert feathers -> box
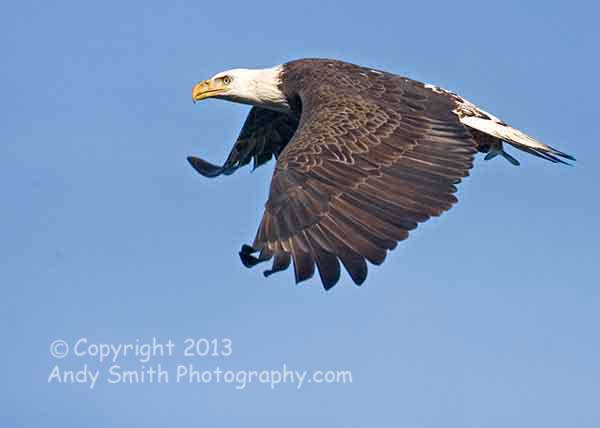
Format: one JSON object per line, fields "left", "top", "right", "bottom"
{"left": 188, "top": 107, "right": 298, "bottom": 178}
{"left": 242, "top": 60, "right": 477, "bottom": 289}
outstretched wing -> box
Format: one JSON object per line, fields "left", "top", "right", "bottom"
{"left": 188, "top": 107, "right": 298, "bottom": 177}
{"left": 242, "top": 69, "right": 477, "bottom": 289}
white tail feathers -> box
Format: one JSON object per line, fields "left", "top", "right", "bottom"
{"left": 460, "top": 115, "right": 575, "bottom": 165}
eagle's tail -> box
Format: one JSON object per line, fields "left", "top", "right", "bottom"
{"left": 459, "top": 115, "right": 575, "bottom": 165}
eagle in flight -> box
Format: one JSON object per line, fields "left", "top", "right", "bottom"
{"left": 189, "top": 59, "right": 574, "bottom": 289}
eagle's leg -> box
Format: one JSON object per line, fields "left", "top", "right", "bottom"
{"left": 484, "top": 141, "right": 520, "bottom": 166}
{"left": 471, "top": 129, "right": 520, "bottom": 166}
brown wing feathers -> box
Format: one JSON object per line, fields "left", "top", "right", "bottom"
{"left": 237, "top": 62, "right": 477, "bottom": 289}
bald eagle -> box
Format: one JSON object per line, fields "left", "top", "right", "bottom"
{"left": 189, "top": 58, "right": 574, "bottom": 289}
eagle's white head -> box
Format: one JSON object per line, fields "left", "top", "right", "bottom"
{"left": 192, "top": 66, "right": 289, "bottom": 112}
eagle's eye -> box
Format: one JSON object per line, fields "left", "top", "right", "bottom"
{"left": 222, "top": 76, "right": 232, "bottom": 85}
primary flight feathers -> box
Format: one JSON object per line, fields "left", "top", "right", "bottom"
{"left": 188, "top": 58, "right": 574, "bottom": 289}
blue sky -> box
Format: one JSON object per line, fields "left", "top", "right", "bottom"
{"left": 2, "top": 1, "right": 599, "bottom": 426}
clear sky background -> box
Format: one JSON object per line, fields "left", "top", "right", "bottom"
{"left": 2, "top": 1, "right": 599, "bottom": 426}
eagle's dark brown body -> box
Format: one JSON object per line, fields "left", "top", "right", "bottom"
{"left": 188, "top": 59, "right": 573, "bottom": 289}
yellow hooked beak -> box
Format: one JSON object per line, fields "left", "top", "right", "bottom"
{"left": 192, "top": 79, "right": 227, "bottom": 103}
